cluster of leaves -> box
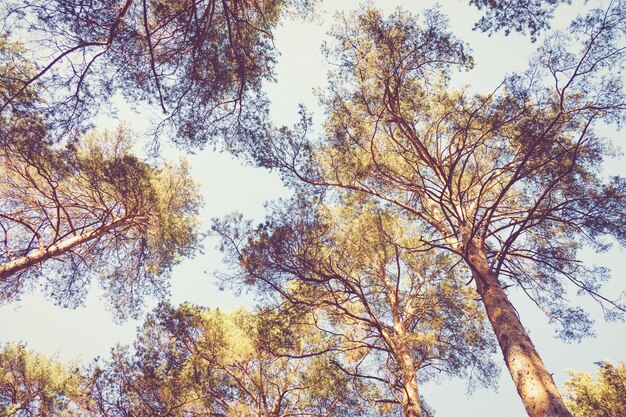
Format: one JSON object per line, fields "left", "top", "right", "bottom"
{"left": 564, "top": 361, "right": 626, "bottom": 417}
{"left": 1, "top": 0, "right": 297, "bottom": 146}
{"left": 1, "top": 304, "right": 387, "bottom": 417}
{"left": 0, "top": 343, "right": 84, "bottom": 417}
{"left": 470, "top": 0, "right": 571, "bottom": 41}
{"left": 0, "top": 126, "right": 202, "bottom": 318}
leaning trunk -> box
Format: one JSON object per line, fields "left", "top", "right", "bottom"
{"left": 397, "top": 350, "right": 424, "bottom": 417}
{"left": 467, "top": 240, "right": 573, "bottom": 417}
{"left": 0, "top": 220, "right": 126, "bottom": 280}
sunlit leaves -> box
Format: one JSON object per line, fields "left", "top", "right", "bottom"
{"left": 0, "top": 126, "right": 202, "bottom": 318}
{"left": 260, "top": 3, "right": 626, "bottom": 338}
{"left": 564, "top": 361, "right": 626, "bottom": 417}
{"left": 215, "top": 195, "right": 499, "bottom": 412}
{"left": 87, "top": 303, "right": 370, "bottom": 417}
{"left": 0, "top": 343, "right": 83, "bottom": 417}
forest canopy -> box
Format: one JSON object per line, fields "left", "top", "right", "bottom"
{"left": 0, "top": 1, "right": 624, "bottom": 417}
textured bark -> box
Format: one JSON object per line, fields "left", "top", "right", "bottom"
{"left": 397, "top": 350, "right": 423, "bottom": 417}
{"left": 466, "top": 239, "right": 573, "bottom": 417}
{"left": 0, "top": 220, "right": 124, "bottom": 281}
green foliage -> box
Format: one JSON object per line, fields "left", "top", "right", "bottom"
{"left": 564, "top": 361, "right": 626, "bottom": 417}
{"left": 469, "top": 0, "right": 570, "bottom": 41}
{"left": 1, "top": 30, "right": 202, "bottom": 319}
{"left": 0, "top": 0, "right": 567, "bottom": 148}
{"left": 231, "top": 4, "right": 625, "bottom": 415}
{"left": 0, "top": 126, "right": 202, "bottom": 318}
{"left": 1, "top": 2, "right": 624, "bottom": 417}
{"left": 0, "top": 36, "right": 46, "bottom": 149}
{"left": 0, "top": 0, "right": 317, "bottom": 146}
{"left": 86, "top": 302, "right": 375, "bottom": 417}
{"left": 255, "top": 2, "right": 626, "bottom": 338}
{"left": 0, "top": 36, "right": 37, "bottom": 110}
{"left": 215, "top": 196, "right": 499, "bottom": 415}
{"left": 0, "top": 343, "right": 83, "bottom": 417}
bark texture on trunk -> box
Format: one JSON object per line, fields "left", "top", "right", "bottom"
{"left": 397, "top": 351, "right": 424, "bottom": 417}
{"left": 467, "top": 240, "right": 573, "bottom": 417}
{"left": 0, "top": 221, "right": 123, "bottom": 280}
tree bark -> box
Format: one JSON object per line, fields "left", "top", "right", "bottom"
{"left": 466, "top": 239, "right": 573, "bottom": 417}
{"left": 397, "top": 350, "right": 424, "bottom": 417}
{"left": 0, "top": 220, "right": 125, "bottom": 281}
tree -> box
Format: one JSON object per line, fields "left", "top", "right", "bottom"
{"left": 0, "top": 0, "right": 582, "bottom": 149}
{"left": 245, "top": 4, "right": 625, "bottom": 417}
{"left": 0, "top": 35, "right": 47, "bottom": 151}
{"left": 0, "top": 0, "right": 316, "bottom": 147}
{"left": 0, "top": 342, "right": 84, "bottom": 417}
{"left": 564, "top": 361, "right": 626, "bottom": 417}
{"left": 215, "top": 197, "right": 498, "bottom": 417}
{"left": 84, "top": 302, "right": 376, "bottom": 417}
{"left": 0, "top": 126, "right": 202, "bottom": 318}
{"left": 469, "top": 0, "right": 571, "bottom": 41}
{"left": 0, "top": 306, "right": 379, "bottom": 417}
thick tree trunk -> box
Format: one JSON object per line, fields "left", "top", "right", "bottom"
{"left": 466, "top": 240, "right": 573, "bottom": 417}
{"left": 397, "top": 351, "right": 424, "bottom": 417}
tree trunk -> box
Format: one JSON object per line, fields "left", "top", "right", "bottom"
{"left": 466, "top": 240, "right": 573, "bottom": 417}
{"left": 397, "top": 350, "right": 424, "bottom": 417}
{"left": 0, "top": 221, "right": 124, "bottom": 280}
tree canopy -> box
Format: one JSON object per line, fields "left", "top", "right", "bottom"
{"left": 0, "top": 343, "right": 84, "bottom": 417}
{"left": 564, "top": 361, "right": 626, "bottom": 417}
{"left": 215, "top": 197, "right": 498, "bottom": 417}
{"left": 0, "top": 126, "right": 202, "bottom": 318}
{"left": 0, "top": 0, "right": 586, "bottom": 148}
{"left": 0, "top": 1, "right": 624, "bottom": 417}
{"left": 238, "top": 3, "right": 625, "bottom": 416}
{"left": 1, "top": 305, "right": 380, "bottom": 417}
{"left": 469, "top": 0, "right": 571, "bottom": 41}
{"left": 38, "top": 303, "right": 380, "bottom": 417}
{"left": 0, "top": 0, "right": 319, "bottom": 147}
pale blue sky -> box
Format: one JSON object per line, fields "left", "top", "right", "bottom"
{"left": 0, "top": 1, "right": 624, "bottom": 416}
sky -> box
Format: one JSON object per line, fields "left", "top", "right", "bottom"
{"left": 0, "top": 1, "right": 624, "bottom": 416}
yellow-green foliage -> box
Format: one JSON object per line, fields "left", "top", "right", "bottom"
{"left": 564, "top": 361, "right": 626, "bottom": 417}
{"left": 0, "top": 36, "right": 40, "bottom": 107}
{"left": 92, "top": 302, "right": 367, "bottom": 417}
{"left": 0, "top": 124, "right": 202, "bottom": 316}
{"left": 232, "top": 195, "right": 498, "bottom": 393}
{"left": 0, "top": 343, "right": 83, "bottom": 417}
